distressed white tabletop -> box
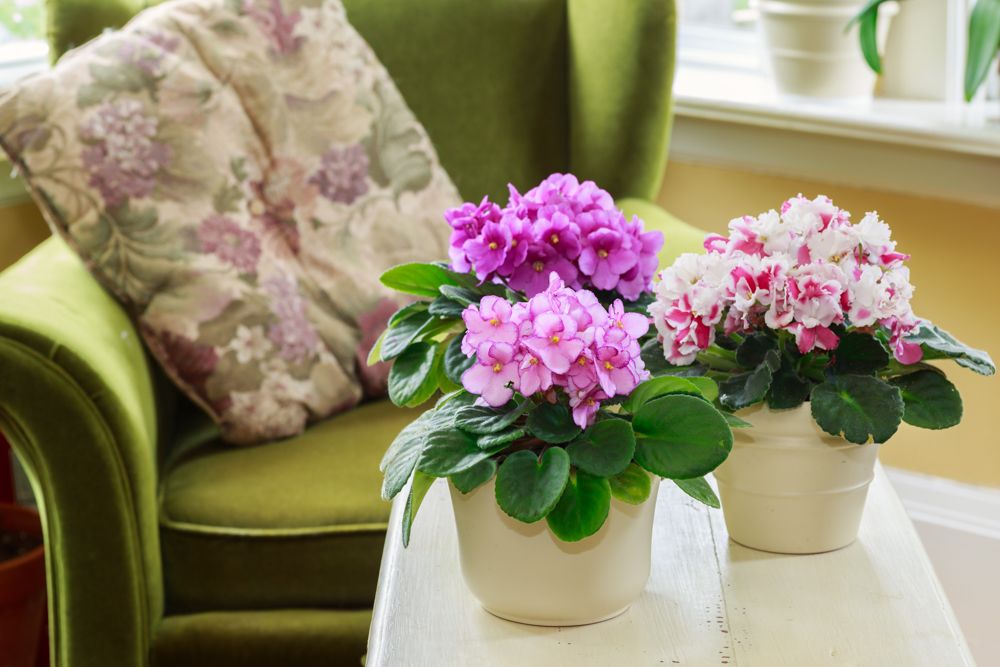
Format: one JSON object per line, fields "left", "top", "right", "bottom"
{"left": 366, "top": 465, "right": 973, "bottom": 666}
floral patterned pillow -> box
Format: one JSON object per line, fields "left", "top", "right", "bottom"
{"left": 0, "top": 0, "right": 459, "bottom": 443}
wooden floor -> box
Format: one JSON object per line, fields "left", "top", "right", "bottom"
{"left": 367, "top": 465, "right": 974, "bottom": 666}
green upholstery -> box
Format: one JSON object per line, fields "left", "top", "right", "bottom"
{"left": 161, "top": 401, "right": 421, "bottom": 612}
{"left": 1, "top": 0, "right": 694, "bottom": 665}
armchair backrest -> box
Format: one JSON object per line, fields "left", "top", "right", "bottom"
{"left": 45, "top": 0, "right": 676, "bottom": 202}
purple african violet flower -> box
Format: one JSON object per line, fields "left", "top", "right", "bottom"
{"left": 463, "top": 220, "right": 512, "bottom": 281}
{"left": 518, "top": 352, "right": 553, "bottom": 395}
{"left": 521, "top": 313, "right": 584, "bottom": 375}
{"left": 462, "top": 342, "right": 519, "bottom": 407}
{"left": 198, "top": 215, "right": 262, "bottom": 273}
{"left": 579, "top": 225, "right": 639, "bottom": 291}
{"left": 80, "top": 99, "right": 170, "bottom": 207}
{"left": 569, "top": 386, "right": 610, "bottom": 430}
{"left": 447, "top": 173, "right": 661, "bottom": 299}
{"left": 311, "top": 144, "right": 369, "bottom": 204}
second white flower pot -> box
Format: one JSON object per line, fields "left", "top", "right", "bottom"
{"left": 759, "top": 0, "right": 896, "bottom": 99}
{"left": 714, "top": 403, "right": 879, "bottom": 554}
{"left": 449, "top": 475, "right": 660, "bottom": 626}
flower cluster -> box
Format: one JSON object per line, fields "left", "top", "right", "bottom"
{"left": 650, "top": 195, "right": 922, "bottom": 365}
{"left": 446, "top": 173, "right": 664, "bottom": 300}
{"left": 460, "top": 274, "right": 651, "bottom": 428}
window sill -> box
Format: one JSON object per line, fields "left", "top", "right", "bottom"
{"left": 670, "top": 60, "right": 1000, "bottom": 208}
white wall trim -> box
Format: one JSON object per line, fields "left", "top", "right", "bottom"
{"left": 885, "top": 466, "right": 1000, "bottom": 541}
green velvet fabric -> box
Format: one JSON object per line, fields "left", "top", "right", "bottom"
{"left": 8, "top": 1, "right": 684, "bottom": 665}
{"left": 0, "top": 239, "right": 162, "bottom": 667}
{"left": 153, "top": 609, "right": 372, "bottom": 667}
{"left": 160, "top": 401, "right": 421, "bottom": 612}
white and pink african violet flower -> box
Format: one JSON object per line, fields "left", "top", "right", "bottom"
{"left": 446, "top": 173, "right": 664, "bottom": 300}
{"left": 650, "top": 195, "right": 922, "bottom": 366}
{"left": 460, "top": 274, "right": 650, "bottom": 428}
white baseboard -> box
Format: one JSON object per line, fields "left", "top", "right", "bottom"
{"left": 885, "top": 466, "right": 1000, "bottom": 666}
{"left": 886, "top": 466, "right": 1000, "bottom": 540}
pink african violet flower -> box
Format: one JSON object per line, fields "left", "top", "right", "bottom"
{"left": 459, "top": 274, "right": 649, "bottom": 424}
{"left": 462, "top": 296, "right": 518, "bottom": 354}
{"left": 461, "top": 342, "right": 519, "bottom": 407}
{"left": 650, "top": 195, "right": 922, "bottom": 366}
{"left": 447, "top": 173, "right": 663, "bottom": 298}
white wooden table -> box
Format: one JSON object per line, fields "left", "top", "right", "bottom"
{"left": 366, "top": 465, "right": 974, "bottom": 666}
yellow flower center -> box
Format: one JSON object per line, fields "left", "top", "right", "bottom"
{"left": 586, "top": 398, "right": 595, "bottom": 406}
{"left": 511, "top": 239, "right": 518, "bottom": 247}
{"left": 550, "top": 234, "right": 559, "bottom": 244}
{"left": 577, "top": 356, "right": 588, "bottom": 366}
{"left": 598, "top": 249, "right": 609, "bottom": 258}
{"left": 533, "top": 261, "right": 544, "bottom": 272}
{"left": 528, "top": 357, "right": 538, "bottom": 365}
{"left": 551, "top": 335, "right": 560, "bottom": 344}
{"left": 615, "top": 320, "right": 624, "bottom": 329}
{"left": 492, "top": 362, "right": 502, "bottom": 373}
{"left": 488, "top": 242, "right": 498, "bottom": 250}
{"left": 489, "top": 318, "right": 499, "bottom": 326}
{"left": 604, "top": 361, "right": 614, "bottom": 370}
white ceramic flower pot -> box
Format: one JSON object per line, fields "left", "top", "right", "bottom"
{"left": 449, "top": 476, "right": 660, "bottom": 626}
{"left": 714, "top": 404, "right": 879, "bottom": 554}
{"left": 759, "top": 0, "right": 895, "bottom": 99}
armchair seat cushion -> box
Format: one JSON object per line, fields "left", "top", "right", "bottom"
{"left": 159, "top": 400, "right": 421, "bottom": 612}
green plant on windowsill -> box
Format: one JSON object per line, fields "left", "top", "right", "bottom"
{"left": 851, "top": 0, "right": 1000, "bottom": 101}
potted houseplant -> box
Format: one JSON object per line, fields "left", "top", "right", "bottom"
{"left": 371, "top": 175, "right": 735, "bottom": 626}
{"left": 648, "top": 194, "right": 995, "bottom": 554}
{"left": 0, "top": 503, "right": 46, "bottom": 667}
{"left": 853, "top": 0, "right": 1000, "bottom": 101}
{"left": 759, "top": 0, "right": 896, "bottom": 98}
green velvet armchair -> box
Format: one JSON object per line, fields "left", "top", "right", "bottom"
{"left": 0, "top": 0, "right": 708, "bottom": 664}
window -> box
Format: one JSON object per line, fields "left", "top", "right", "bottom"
{"left": 677, "top": 0, "right": 761, "bottom": 72}
{"left": 0, "top": 0, "right": 49, "bottom": 85}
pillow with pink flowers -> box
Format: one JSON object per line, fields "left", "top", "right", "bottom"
{"left": 0, "top": 0, "right": 459, "bottom": 443}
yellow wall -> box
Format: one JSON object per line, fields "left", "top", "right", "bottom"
{"left": 658, "top": 160, "right": 1000, "bottom": 488}
{"left": 0, "top": 199, "right": 48, "bottom": 269}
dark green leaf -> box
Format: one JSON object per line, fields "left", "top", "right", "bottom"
{"left": 388, "top": 343, "right": 439, "bottom": 407}
{"left": 834, "top": 332, "right": 889, "bottom": 375}
{"left": 428, "top": 296, "right": 467, "bottom": 318}
{"left": 443, "top": 335, "right": 475, "bottom": 385}
{"left": 381, "top": 310, "right": 432, "bottom": 360}
{"left": 388, "top": 302, "right": 428, "bottom": 328}
{"left": 477, "top": 427, "right": 527, "bottom": 451}
{"left": 810, "top": 375, "right": 903, "bottom": 444}
{"left": 768, "top": 366, "right": 813, "bottom": 410}
{"left": 735, "top": 333, "right": 777, "bottom": 368}
{"left": 608, "top": 463, "right": 653, "bottom": 505}
{"left": 673, "top": 477, "right": 720, "bottom": 509}
{"left": 495, "top": 448, "right": 571, "bottom": 523}
{"left": 965, "top": 0, "right": 1000, "bottom": 100}
{"left": 380, "top": 410, "right": 443, "bottom": 499}
{"left": 417, "top": 427, "right": 491, "bottom": 476}
{"left": 621, "top": 376, "right": 713, "bottom": 413}
{"left": 438, "top": 285, "right": 481, "bottom": 305}
{"left": 640, "top": 337, "right": 672, "bottom": 375}
{"left": 858, "top": 4, "right": 882, "bottom": 73}
{"left": 455, "top": 399, "right": 532, "bottom": 435}
{"left": 907, "top": 321, "right": 995, "bottom": 376}
{"left": 401, "top": 471, "right": 435, "bottom": 547}
{"left": 724, "top": 412, "right": 753, "bottom": 428}
{"left": 633, "top": 394, "right": 733, "bottom": 479}
{"left": 566, "top": 419, "right": 636, "bottom": 477}
{"left": 719, "top": 349, "right": 780, "bottom": 410}
{"left": 449, "top": 458, "right": 498, "bottom": 494}
{"left": 890, "top": 370, "right": 963, "bottom": 430}
{"left": 526, "top": 401, "right": 582, "bottom": 443}
{"left": 381, "top": 262, "right": 460, "bottom": 298}
{"left": 545, "top": 471, "right": 612, "bottom": 542}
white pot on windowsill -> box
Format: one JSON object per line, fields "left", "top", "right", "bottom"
{"left": 759, "top": 0, "right": 896, "bottom": 99}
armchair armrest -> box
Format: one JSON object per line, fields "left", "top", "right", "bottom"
{"left": 618, "top": 197, "right": 709, "bottom": 269}
{"left": 0, "top": 237, "right": 162, "bottom": 667}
